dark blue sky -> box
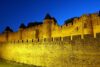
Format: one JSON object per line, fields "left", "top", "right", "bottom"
{"left": 0, "top": 0, "right": 100, "bottom": 32}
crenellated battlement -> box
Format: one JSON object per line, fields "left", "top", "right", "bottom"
{"left": 6, "top": 33, "right": 100, "bottom": 45}
{"left": 0, "top": 11, "right": 100, "bottom": 67}
{"left": 0, "top": 12, "right": 100, "bottom": 43}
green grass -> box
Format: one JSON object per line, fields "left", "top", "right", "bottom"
{"left": 0, "top": 59, "right": 42, "bottom": 67}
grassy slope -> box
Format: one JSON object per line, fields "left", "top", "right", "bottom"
{"left": 0, "top": 59, "right": 41, "bottom": 67}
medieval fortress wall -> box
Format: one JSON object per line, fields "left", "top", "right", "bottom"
{"left": 0, "top": 13, "right": 100, "bottom": 42}
{"left": 0, "top": 13, "right": 100, "bottom": 67}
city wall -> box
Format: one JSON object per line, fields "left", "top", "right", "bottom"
{"left": 0, "top": 12, "right": 100, "bottom": 67}
{"left": 0, "top": 33, "right": 100, "bottom": 67}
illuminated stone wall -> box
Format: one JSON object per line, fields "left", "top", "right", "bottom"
{"left": 0, "top": 34, "right": 100, "bottom": 67}
{"left": 22, "top": 27, "right": 36, "bottom": 41}
{"left": 0, "top": 12, "right": 100, "bottom": 67}
{"left": 0, "top": 33, "right": 6, "bottom": 43}
{"left": 0, "top": 13, "right": 100, "bottom": 42}
{"left": 8, "top": 32, "right": 20, "bottom": 42}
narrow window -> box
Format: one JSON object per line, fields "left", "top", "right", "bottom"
{"left": 32, "top": 39, "right": 33, "bottom": 42}
{"left": 27, "top": 40, "right": 28, "bottom": 43}
{"left": 22, "top": 40, "right": 23, "bottom": 43}
{"left": 18, "top": 40, "right": 19, "bottom": 43}
{"left": 84, "top": 23, "right": 87, "bottom": 28}
{"left": 76, "top": 27, "right": 78, "bottom": 31}
{"left": 37, "top": 38, "right": 39, "bottom": 42}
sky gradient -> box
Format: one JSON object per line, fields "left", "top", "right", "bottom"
{"left": 0, "top": 0, "right": 100, "bottom": 32}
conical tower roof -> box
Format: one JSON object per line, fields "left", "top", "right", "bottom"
{"left": 4, "top": 26, "right": 13, "bottom": 32}
{"left": 19, "top": 23, "right": 26, "bottom": 29}
{"left": 44, "top": 14, "right": 52, "bottom": 19}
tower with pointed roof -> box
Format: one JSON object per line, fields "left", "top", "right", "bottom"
{"left": 4, "top": 26, "right": 13, "bottom": 41}
{"left": 43, "top": 14, "right": 56, "bottom": 39}
{"left": 19, "top": 23, "right": 26, "bottom": 40}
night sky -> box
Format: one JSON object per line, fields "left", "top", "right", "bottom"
{"left": 0, "top": 0, "right": 100, "bottom": 32}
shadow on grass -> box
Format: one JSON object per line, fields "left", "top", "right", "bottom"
{"left": 0, "top": 59, "right": 43, "bottom": 67}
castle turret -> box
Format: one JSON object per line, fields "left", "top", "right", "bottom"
{"left": 43, "top": 14, "right": 53, "bottom": 39}
{"left": 90, "top": 13, "right": 100, "bottom": 38}
{"left": 19, "top": 23, "right": 26, "bottom": 40}
{"left": 80, "top": 14, "right": 93, "bottom": 39}
{"left": 4, "top": 26, "right": 13, "bottom": 42}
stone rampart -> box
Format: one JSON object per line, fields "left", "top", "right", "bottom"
{"left": 0, "top": 33, "right": 100, "bottom": 67}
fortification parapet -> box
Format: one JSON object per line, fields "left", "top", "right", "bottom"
{"left": 0, "top": 12, "right": 100, "bottom": 43}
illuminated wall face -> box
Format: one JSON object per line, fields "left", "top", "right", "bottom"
{"left": 0, "top": 34, "right": 100, "bottom": 67}
{"left": 0, "top": 13, "right": 100, "bottom": 67}
{"left": 0, "top": 33, "right": 6, "bottom": 42}
{"left": 8, "top": 32, "right": 20, "bottom": 42}
{"left": 43, "top": 19, "right": 52, "bottom": 38}
{"left": 0, "top": 13, "right": 100, "bottom": 42}
{"left": 0, "top": 43, "right": 72, "bottom": 66}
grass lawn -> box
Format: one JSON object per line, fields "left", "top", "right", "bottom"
{"left": 0, "top": 59, "right": 42, "bottom": 67}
